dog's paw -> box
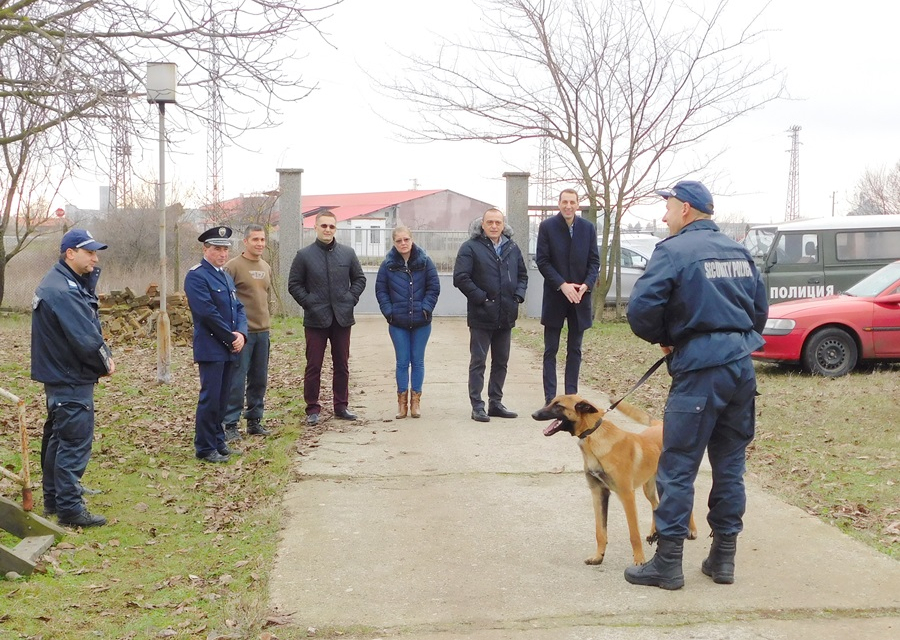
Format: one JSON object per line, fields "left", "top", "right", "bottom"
{"left": 584, "top": 555, "right": 605, "bottom": 565}
{"left": 687, "top": 530, "right": 698, "bottom": 540}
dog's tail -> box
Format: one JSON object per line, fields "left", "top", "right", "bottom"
{"left": 612, "top": 401, "right": 660, "bottom": 427}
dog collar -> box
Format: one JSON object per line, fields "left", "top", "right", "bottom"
{"left": 578, "top": 417, "right": 603, "bottom": 440}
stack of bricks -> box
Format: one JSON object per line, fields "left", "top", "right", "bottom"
{"left": 98, "top": 284, "right": 193, "bottom": 345}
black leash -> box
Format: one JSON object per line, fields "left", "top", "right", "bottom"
{"left": 608, "top": 354, "right": 668, "bottom": 411}
{"left": 578, "top": 354, "right": 668, "bottom": 440}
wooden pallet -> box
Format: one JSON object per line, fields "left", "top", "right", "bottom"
{"left": 0, "top": 496, "right": 65, "bottom": 576}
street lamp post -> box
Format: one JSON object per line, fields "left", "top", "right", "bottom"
{"left": 146, "top": 62, "right": 177, "bottom": 384}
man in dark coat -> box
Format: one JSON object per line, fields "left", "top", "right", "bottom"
{"left": 453, "top": 208, "right": 528, "bottom": 422}
{"left": 535, "top": 188, "right": 601, "bottom": 404}
{"left": 288, "top": 211, "right": 367, "bottom": 425}
{"left": 184, "top": 226, "right": 248, "bottom": 464}
{"left": 32, "top": 229, "right": 114, "bottom": 528}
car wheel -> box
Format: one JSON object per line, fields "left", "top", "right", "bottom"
{"left": 801, "top": 328, "right": 858, "bottom": 377}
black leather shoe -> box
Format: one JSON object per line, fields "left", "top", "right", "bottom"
{"left": 247, "top": 419, "right": 271, "bottom": 436}
{"left": 43, "top": 506, "right": 57, "bottom": 517}
{"left": 334, "top": 408, "right": 358, "bottom": 420}
{"left": 218, "top": 444, "right": 242, "bottom": 456}
{"left": 58, "top": 509, "right": 107, "bottom": 528}
{"left": 306, "top": 413, "right": 320, "bottom": 426}
{"left": 198, "top": 451, "right": 230, "bottom": 463}
{"left": 488, "top": 403, "right": 518, "bottom": 418}
{"left": 471, "top": 407, "right": 490, "bottom": 422}
{"left": 223, "top": 424, "right": 242, "bottom": 442}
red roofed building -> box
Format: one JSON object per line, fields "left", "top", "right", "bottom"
{"left": 207, "top": 189, "right": 495, "bottom": 233}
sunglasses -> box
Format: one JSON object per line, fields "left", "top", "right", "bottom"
{"left": 318, "top": 223, "right": 336, "bottom": 230}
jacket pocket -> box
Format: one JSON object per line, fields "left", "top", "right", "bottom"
{"left": 663, "top": 395, "right": 707, "bottom": 451}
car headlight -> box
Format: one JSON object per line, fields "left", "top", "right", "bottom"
{"left": 763, "top": 318, "right": 796, "bottom": 336}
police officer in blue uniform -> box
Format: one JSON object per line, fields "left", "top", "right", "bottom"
{"left": 184, "top": 226, "right": 248, "bottom": 463}
{"left": 32, "top": 229, "right": 114, "bottom": 528}
{"left": 625, "top": 181, "right": 768, "bottom": 590}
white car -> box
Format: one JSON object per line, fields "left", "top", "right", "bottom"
{"left": 604, "top": 239, "right": 655, "bottom": 304}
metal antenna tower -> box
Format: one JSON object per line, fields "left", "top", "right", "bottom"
{"left": 785, "top": 125, "right": 801, "bottom": 221}
{"left": 109, "top": 69, "right": 133, "bottom": 212}
{"left": 536, "top": 118, "right": 552, "bottom": 207}
{"left": 206, "top": 8, "right": 225, "bottom": 224}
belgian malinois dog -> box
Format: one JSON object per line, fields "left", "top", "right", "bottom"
{"left": 533, "top": 394, "right": 697, "bottom": 566}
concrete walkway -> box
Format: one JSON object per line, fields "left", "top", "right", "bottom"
{"left": 270, "top": 317, "right": 900, "bottom": 639}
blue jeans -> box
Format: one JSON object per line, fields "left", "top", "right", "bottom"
{"left": 223, "top": 331, "right": 270, "bottom": 426}
{"left": 388, "top": 324, "right": 432, "bottom": 393}
{"left": 42, "top": 383, "right": 95, "bottom": 518}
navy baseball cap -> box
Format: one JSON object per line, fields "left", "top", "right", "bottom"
{"left": 60, "top": 229, "right": 108, "bottom": 252}
{"left": 198, "top": 226, "right": 233, "bottom": 246}
{"left": 655, "top": 180, "right": 714, "bottom": 215}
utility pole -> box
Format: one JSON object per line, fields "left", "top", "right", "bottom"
{"left": 831, "top": 191, "right": 837, "bottom": 217}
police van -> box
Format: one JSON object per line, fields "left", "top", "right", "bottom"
{"left": 744, "top": 215, "right": 900, "bottom": 302}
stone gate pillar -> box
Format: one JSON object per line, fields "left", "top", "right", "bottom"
{"left": 277, "top": 168, "right": 303, "bottom": 317}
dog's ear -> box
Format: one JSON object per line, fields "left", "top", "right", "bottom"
{"left": 574, "top": 400, "right": 599, "bottom": 414}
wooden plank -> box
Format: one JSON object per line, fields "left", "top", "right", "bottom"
{"left": 0, "top": 544, "right": 35, "bottom": 575}
{"left": 12, "top": 535, "right": 55, "bottom": 565}
{"left": 0, "top": 496, "right": 65, "bottom": 541}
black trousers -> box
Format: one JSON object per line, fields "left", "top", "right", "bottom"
{"left": 468, "top": 327, "right": 511, "bottom": 409}
{"left": 542, "top": 324, "right": 585, "bottom": 403}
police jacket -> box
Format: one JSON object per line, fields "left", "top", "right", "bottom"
{"left": 627, "top": 219, "right": 768, "bottom": 373}
{"left": 453, "top": 226, "right": 528, "bottom": 330}
{"left": 184, "top": 258, "right": 248, "bottom": 363}
{"left": 535, "top": 212, "right": 601, "bottom": 331}
{"left": 288, "top": 238, "right": 367, "bottom": 329}
{"left": 31, "top": 261, "right": 112, "bottom": 385}
{"left": 375, "top": 243, "right": 440, "bottom": 329}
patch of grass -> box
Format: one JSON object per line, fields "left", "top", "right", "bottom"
{"left": 0, "top": 315, "right": 317, "bottom": 639}
{"left": 516, "top": 316, "right": 900, "bottom": 558}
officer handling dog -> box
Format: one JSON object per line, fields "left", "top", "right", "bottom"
{"left": 625, "top": 180, "right": 768, "bottom": 590}
{"left": 184, "top": 226, "right": 248, "bottom": 463}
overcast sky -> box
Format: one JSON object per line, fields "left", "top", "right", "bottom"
{"left": 62, "top": 0, "right": 900, "bottom": 227}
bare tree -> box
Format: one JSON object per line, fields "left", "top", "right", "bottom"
{"left": 849, "top": 162, "right": 900, "bottom": 216}
{"left": 0, "top": 0, "right": 342, "bottom": 306}
{"left": 377, "top": 0, "right": 783, "bottom": 313}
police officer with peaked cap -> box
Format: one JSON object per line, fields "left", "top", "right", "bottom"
{"left": 183, "top": 226, "right": 248, "bottom": 463}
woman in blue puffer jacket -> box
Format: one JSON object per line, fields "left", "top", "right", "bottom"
{"left": 375, "top": 226, "right": 441, "bottom": 419}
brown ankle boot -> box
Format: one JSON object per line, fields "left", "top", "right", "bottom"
{"left": 410, "top": 391, "right": 422, "bottom": 418}
{"left": 396, "top": 391, "right": 409, "bottom": 419}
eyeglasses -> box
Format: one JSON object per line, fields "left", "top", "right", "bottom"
{"left": 318, "top": 223, "right": 336, "bottom": 230}
{"left": 394, "top": 238, "right": 412, "bottom": 244}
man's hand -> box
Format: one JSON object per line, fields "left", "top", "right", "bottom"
{"left": 560, "top": 282, "right": 582, "bottom": 304}
{"left": 104, "top": 358, "right": 116, "bottom": 376}
{"left": 232, "top": 332, "right": 246, "bottom": 353}
{"left": 660, "top": 345, "right": 673, "bottom": 355}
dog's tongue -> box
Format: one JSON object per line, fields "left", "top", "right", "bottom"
{"left": 543, "top": 419, "right": 563, "bottom": 436}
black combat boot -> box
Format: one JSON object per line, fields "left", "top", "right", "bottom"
{"left": 623, "top": 536, "right": 685, "bottom": 590}
{"left": 701, "top": 532, "right": 737, "bottom": 584}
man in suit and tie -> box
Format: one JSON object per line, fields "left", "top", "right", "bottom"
{"left": 184, "top": 226, "right": 248, "bottom": 463}
{"left": 535, "top": 188, "right": 601, "bottom": 404}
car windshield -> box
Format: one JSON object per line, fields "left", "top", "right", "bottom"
{"left": 742, "top": 226, "right": 776, "bottom": 258}
{"left": 844, "top": 261, "right": 900, "bottom": 297}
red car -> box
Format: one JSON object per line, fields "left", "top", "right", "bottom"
{"left": 752, "top": 260, "right": 900, "bottom": 376}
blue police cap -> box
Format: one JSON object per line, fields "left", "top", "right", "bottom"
{"left": 61, "top": 229, "right": 108, "bottom": 252}
{"left": 198, "top": 226, "right": 233, "bottom": 246}
{"left": 655, "top": 180, "right": 714, "bottom": 215}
